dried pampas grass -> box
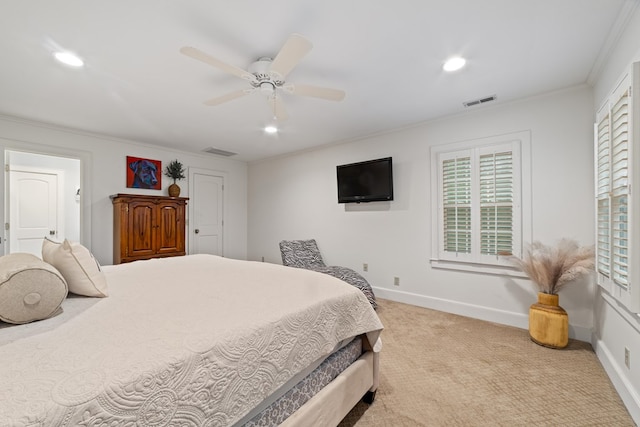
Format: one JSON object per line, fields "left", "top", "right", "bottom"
{"left": 510, "top": 239, "right": 595, "bottom": 295}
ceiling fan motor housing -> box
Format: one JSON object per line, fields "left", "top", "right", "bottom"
{"left": 249, "top": 57, "right": 284, "bottom": 88}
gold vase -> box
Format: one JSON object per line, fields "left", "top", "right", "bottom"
{"left": 529, "top": 292, "right": 568, "bottom": 349}
{"left": 168, "top": 183, "right": 181, "bottom": 197}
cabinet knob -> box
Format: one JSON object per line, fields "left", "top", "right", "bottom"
{"left": 195, "top": 229, "right": 200, "bottom": 234}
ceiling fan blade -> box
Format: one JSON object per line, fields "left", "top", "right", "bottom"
{"left": 269, "top": 34, "right": 313, "bottom": 79}
{"left": 203, "top": 89, "right": 253, "bottom": 106}
{"left": 285, "top": 84, "right": 346, "bottom": 101}
{"left": 270, "top": 95, "right": 289, "bottom": 121}
{"left": 180, "top": 46, "right": 257, "bottom": 83}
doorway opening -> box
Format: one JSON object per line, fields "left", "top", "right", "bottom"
{"left": 5, "top": 150, "right": 81, "bottom": 257}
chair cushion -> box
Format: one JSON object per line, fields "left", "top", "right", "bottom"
{"left": 279, "top": 239, "right": 326, "bottom": 269}
{"left": 42, "top": 238, "right": 108, "bottom": 297}
{"left": 0, "top": 253, "right": 68, "bottom": 324}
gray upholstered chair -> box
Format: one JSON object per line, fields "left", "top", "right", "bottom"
{"left": 279, "top": 239, "right": 377, "bottom": 308}
{"left": 279, "top": 239, "right": 326, "bottom": 269}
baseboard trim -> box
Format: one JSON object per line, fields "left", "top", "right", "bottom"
{"left": 593, "top": 338, "right": 640, "bottom": 424}
{"left": 373, "top": 287, "right": 592, "bottom": 342}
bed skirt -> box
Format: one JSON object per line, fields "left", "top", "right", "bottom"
{"left": 282, "top": 350, "right": 377, "bottom": 426}
{"left": 240, "top": 335, "right": 378, "bottom": 426}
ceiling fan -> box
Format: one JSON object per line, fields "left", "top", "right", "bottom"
{"left": 180, "top": 33, "right": 345, "bottom": 121}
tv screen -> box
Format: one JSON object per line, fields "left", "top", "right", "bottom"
{"left": 336, "top": 157, "right": 393, "bottom": 203}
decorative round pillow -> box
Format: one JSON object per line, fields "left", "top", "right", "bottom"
{"left": 0, "top": 253, "right": 68, "bottom": 324}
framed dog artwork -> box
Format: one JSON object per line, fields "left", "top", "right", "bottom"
{"left": 126, "top": 156, "right": 162, "bottom": 190}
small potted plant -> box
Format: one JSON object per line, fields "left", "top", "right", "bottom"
{"left": 164, "top": 159, "right": 186, "bottom": 197}
{"left": 510, "top": 239, "right": 594, "bottom": 349}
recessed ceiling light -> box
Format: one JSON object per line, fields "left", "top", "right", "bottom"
{"left": 54, "top": 51, "right": 84, "bottom": 67}
{"left": 443, "top": 57, "right": 466, "bottom": 72}
{"left": 264, "top": 125, "right": 278, "bottom": 134}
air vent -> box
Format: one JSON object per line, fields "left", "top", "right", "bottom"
{"left": 463, "top": 94, "right": 497, "bottom": 108}
{"left": 203, "top": 147, "right": 237, "bottom": 157}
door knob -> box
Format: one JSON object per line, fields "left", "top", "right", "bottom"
{"left": 195, "top": 229, "right": 200, "bottom": 234}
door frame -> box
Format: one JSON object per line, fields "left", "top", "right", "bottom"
{"left": 187, "top": 167, "right": 226, "bottom": 256}
{"left": 2, "top": 139, "right": 92, "bottom": 255}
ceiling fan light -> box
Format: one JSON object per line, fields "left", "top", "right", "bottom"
{"left": 260, "top": 82, "right": 275, "bottom": 95}
{"left": 443, "top": 56, "right": 466, "bottom": 72}
{"left": 54, "top": 51, "right": 84, "bottom": 67}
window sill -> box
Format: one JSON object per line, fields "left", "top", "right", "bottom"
{"left": 430, "top": 258, "right": 528, "bottom": 278}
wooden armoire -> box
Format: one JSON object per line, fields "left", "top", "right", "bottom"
{"left": 111, "top": 194, "right": 188, "bottom": 264}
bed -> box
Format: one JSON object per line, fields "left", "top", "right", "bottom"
{"left": 0, "top": 253, "right": 382, "bottom": 426}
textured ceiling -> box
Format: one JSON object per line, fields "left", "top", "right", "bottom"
{"left": 0, "top": 0, "right": 634, "bottom": 161}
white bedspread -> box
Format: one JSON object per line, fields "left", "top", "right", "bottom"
{"left": 0, "top": 254, "right": 382, "bottom": 426}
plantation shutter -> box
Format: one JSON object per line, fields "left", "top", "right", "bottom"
{"left": 432, "top": 132, "right": 527, "bottom": 271}
{"left": 596, "top": 111, "right": 611, "bottom": 279}
{"left": 594, "top": 61, "right": 638, "bottom": 311}
{"left": 442, "top": 155, "right": 472, "bottom": 255}
{"left": 479, "top": 151, "right": 514, "bottom": 256}
{"left": 436, "top": 139, "right": 521, "bottom": 267}
{"left": 610, "top": 89, "right": 630, "bottom": 288}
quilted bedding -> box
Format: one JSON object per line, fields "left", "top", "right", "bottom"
{"left": 0, "top": 254, "right": 382, "bottom": 426}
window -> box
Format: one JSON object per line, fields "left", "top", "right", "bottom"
{"left": 595, "top": 62, "right": 638, "bottom": 312}
{"left": 431, "top": 131, "right": 531, "bottom": 274}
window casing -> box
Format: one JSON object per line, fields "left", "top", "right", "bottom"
{"left": 431, "top": 131, "right": 531, "bottom": 274}
{"left": 595, "top": 62, "right": 640, "bottom": 312}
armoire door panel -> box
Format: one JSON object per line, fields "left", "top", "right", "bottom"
{"left": 128, "top": 202, "right": 156, "bottom": 257}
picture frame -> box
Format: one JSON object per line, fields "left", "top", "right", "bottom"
{"left": 126, "top": 156, "right": 161, "bottom": 190}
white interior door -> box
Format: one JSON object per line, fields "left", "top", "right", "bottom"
{"left": 9, "top": 169, "right": 62, "bottom": 256}
{"left": 189, "top": 170, "right": 224, "bottom": 256}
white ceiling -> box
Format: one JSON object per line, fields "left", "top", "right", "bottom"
{"left": 0, "top": 0, "right": 634, "bottom": 162}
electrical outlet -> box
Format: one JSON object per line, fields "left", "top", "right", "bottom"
{"left": 363, "top": 263, "right": 368, "bottom": 272}
{"left": 625, "top": 347, "right": 631, "bottom": 369}
{"left": 394, "top": 277, "right": 400, "bottom": 287}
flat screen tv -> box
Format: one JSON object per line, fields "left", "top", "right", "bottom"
{"left": 336, "top": 157, "right": 394, "bottom": 203}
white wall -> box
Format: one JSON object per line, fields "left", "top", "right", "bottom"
{"left": 0, "top": 115, "right": 248, "bottom": 265}
{"left": 248, "top": 84, "right": 595, "bottom": 341}
{"left": 591, "top": 5, "right": 640, "bottom": 424}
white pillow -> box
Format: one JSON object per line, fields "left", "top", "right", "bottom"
{"left": 0, "top": 253, "right": 68, "bottom": 324}
{"left": 42, "top": 238, "right": 108, "bottom": 297}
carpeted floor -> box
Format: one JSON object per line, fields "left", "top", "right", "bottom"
{"left": 339, "top": 299, "right": 634, "bottom": 426}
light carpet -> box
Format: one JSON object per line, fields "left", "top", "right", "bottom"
{"left": 339, "top": 299, "right": 634, "bottom": 426}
